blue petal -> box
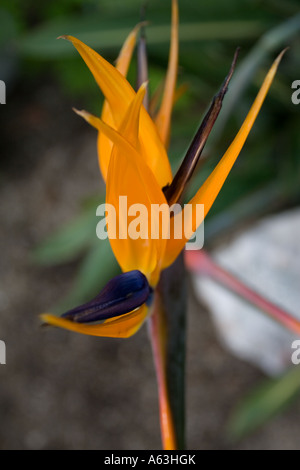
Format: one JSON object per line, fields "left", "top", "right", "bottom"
{"left": 62, "top": 270, "right": 151, "bottom": 323}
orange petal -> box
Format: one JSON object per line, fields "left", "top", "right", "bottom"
{"left": 118, "top": 82, "right": 147, "bottom": 149}
{"left": 73, "top": 107, "right": 136, "bottom": 152}
{"left": 162, "top": 50, "right": 286, "bottom": 268}
{"left": 65, "top": 35, "right": 172, "bottom": 186}
{"left": 41, "top": 304, "right": 148, "bottom": 338}
{"left": 106, "top": 139, "right": 168, "bottom": 283}
{"left": 74, "top": 83, "right": 146, "bottom": 159}
{"left": 99, "top": 24, "right": 142, "bottom": 181}
{"left": 118, "top": 82, "right": 170, "bottom": 187}
{"left": 75, "top": 93, "right": 168, "bottom": 283}
{"left": 97, "top": 102, "right": 115, "bottom": 181}
{"left": 63, "top": 35, "right": 133, "bottom": 116}
{"left": 97, "top": 89, "right": 167, "bottom": 280}
{"left": 115, "top": 23, "right": 143, "bottom": 76}
{"left": 154, "top": 0, "right": 178, "bottom": 146}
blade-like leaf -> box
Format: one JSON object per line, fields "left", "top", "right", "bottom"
{"left": 33, "top": 205, "right": 99, "bottom": 265}
{"left": 228, "top": 366, "right": 300, "bottom": 439}
{"left": 53, "top": 238, "right": 120, "bottom": 313}
{"left": 19, "top": 16, "right": 268, "bottom": 59}
{"left": 211, "top": 12, "right": 300, "bottom": 141}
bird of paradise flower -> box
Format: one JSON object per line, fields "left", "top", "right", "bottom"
{"left": 41, "top": 0, "right": 289, "bottom": 450}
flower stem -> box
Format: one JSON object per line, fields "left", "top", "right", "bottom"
{"left": 149, "top": 302, "right": 177, "bottom": 450}
{"left": 149, "top": 252, "right": 187, "bottom": 450}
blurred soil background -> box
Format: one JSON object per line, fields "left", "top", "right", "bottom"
{"left": 0, "top": 0, "right": 300, "bottom": 449}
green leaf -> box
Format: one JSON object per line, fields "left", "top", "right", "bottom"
{"left": 0, "top": 8, "right": 18, "bottom": 46}
{"left": 19, "top": 14, "right": 268, "bottom": 59}
{"left": 54, "top": 238, "right": 119, "bottom": 313}
{"left": 211, "top": 12, "right": 300, "bottom": 141}
{"left": 228, "top": 366, "right": 300, "bottom": 440}
{"left": 33, "top": 205, "right": 99, "bottom": 266}
{"left": 18, "top": 16, "right": 140, "bottom": 58}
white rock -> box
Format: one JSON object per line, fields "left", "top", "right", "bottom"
{"left": 192, "top": 208, "right": 300, "bottom": 376}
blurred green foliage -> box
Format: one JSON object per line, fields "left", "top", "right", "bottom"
{"left": 2, "top": 0, "right": 300, "bottom": 442}
{"left": 228, "top": 366, "right": 300, "bottom": 439}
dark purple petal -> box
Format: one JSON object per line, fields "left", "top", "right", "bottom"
{"left": 62, "top": 270, "right": 151, "bottom": 323}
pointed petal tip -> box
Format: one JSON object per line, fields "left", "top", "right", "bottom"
{"left": 57, "top": 35, "right": 70, "bottom": 41}
{"left": 40, "top": 313, "right": 55, "bottom": 327}
{"left": 275, "top": 47, "right": 289, "bottom": 64}
{"left": 163, "top": 49, "right": 284, "bottom": 268}
{"left": 139, "top": 81, "right": 149, "bottom": 93}
{"left": 72, "top": 107, "right": 93, "bottom": 125}
{"left": 40, "top": 306, "right": 149, "bottom": 338}
{"left": 72, "top": 107, "right": 85, "bottom": 117}
{"left": 154, "top": 0, "right": 178, "bottom": 145}
{"left": 165, "top": 48, "right": 239, "bottom": 206}
{"left": 137, "top": 20, "right": 149, "bottom": 30}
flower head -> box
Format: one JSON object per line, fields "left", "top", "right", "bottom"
{"left": 42, "top": 0, "right": 284, "bottom": 338}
